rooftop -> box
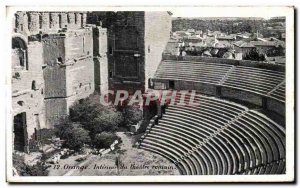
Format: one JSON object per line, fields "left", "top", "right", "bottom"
{"left": 233, "top": 41, "right": 255, "bottom": 48}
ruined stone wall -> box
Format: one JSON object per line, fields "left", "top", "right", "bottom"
{"left": 144, "top": 12, "right": 172, "bottom": 89}
{"left": 14, "top": 11, "right": 88, "bottom": 35}
{"left": 65, "top": 56, "right": 95, "bottom": 111}
{"left": 45, "top": 98, "right": 68, "bottom": 126}
{"left": 14, "top": 12, "right": 29, "bottom": 35}
{"left": 12, "top": 11, "right": 99, "bottom": 152}
{"left": 65, "top": 28, "right": 94, "bottom": 107}
{"left": 93, "top": 27, "right": 108, "bottom": 93}
{"left": 42, "top": 35, "right": 67, "bottom": 98}
{"left": 12, "top": 40, "right": 46, "bottom": 144}
{"left": 64, "top": 28, "right": 93, "bottom": 60}
{"left": 41, "top": 28, "right": 95, "bottom": 127}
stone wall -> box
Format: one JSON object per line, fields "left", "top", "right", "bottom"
{"left": 42, "top": 28, "right": 95, "bottom": 127}
{"left": 42, "top": 35, "right": 67, "bottom": 99}
{"left": 266, "top": 98, "right": 285, "bottom": 117}
{"left": 45, "top": 98, "right": 68, "bottom": 126}
{"left": 64, "top": 28, "right": 93, "bottom": 60}
{"left": 106, "top": 12, "right": 146, "bottom": 92}
{"left": 12, "top": 39, "right": 46, "bottom": 150}
{"left": 93, "top": 26, "right": 108, "bottom": 93}
{"left": 14, "top": 11, "right": 88, "bottom": 35}
{"left": 12, "top": 11, "right": 99, "bottom": 152}
{"left": 65, "top": 56, "right": 95, "bottom": 107}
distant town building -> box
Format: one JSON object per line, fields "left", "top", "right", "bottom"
{"left": 233, "top": 41, "right": 256, "bottom": 55}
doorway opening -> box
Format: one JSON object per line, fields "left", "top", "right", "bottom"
{"left": 13, "top": 112, "right": 27, "bottom": 152}
{"left": 169, "top": 80, "right": 175, "bottom": 89}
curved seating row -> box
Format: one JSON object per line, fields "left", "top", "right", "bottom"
{"left": 268, "top": 81, "right": 285, "bottom": 103}
{"left": 223, "top": 66, "right": 285, "bottom": 100}
{"left": 139, "top": 93, "right": 286, "bottom": 175}
{"left": 153, "top": 60, "right": 285, "bottom": 103}
{"left": 154, "top": 60, "right": 233, "bottom": 85}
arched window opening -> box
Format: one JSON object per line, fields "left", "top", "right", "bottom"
{"left": 12, "top": 37, "right": 28, "bottom": 70}
{"left": 31, "top": 80, "right": 37, "bottom": 90}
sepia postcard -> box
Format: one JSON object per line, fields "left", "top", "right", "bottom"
{"left": 5, "top": 6, "right": 295, "bottom": 183}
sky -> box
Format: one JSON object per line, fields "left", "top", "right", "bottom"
{"left": 168, "top": 7, "right": 285, "bottom": 20}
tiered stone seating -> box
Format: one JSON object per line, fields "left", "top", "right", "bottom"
{"left": 139, "top": 93, "right": 286, "bottom": 175}
{"left": 154, "top": 60, "right": 233, "bottom": 85}
{"left": 268, "top": 81, "right": 285, "bottom": 103}
{"left": 223, "top": 66, "right": 285, "bottom": 100}
{"left": 152, "top": 60, "right": 285, "bottom": 103}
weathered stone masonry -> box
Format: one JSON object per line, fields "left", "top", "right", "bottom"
{"left": 12, "top": 11, "right": 171, "bottom": 153}
{"left": 87, "top": 12, "right": 172, "bottom": 92}
{"left": 12, "top": 11, "right": 107, "bottom": 153}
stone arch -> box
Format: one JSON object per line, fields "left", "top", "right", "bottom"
{"left": 12, "top": 33, "right": 28, "bottom": 45}
{"left": 12, "top": 37, "right": 27, "bottom": 49}
{"left": 12, "top": 35, "right": 28, "bottom": 70}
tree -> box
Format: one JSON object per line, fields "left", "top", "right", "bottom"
{"left": 69, "top": 98, "right": 100, "bottom": 128}
{"left": 13, "top": 154, "right": 49, "bottom": 176}
{"left": 266, "top": 45, "right": 285, "bottom": 57}
{"left": 55, "top": 121, "right": 91, "bottom": 151}
{"left": 93, "top": 132, "right": 118, "bottom": 149}
{"left": 120, "top": 105, "right": 143, "bottom": 127}
{"left": 91, "top": 109, "right": 123, "bottom": 134}
{"left": 243, "top": 49, "right": 265, "bottom": 61}
{"left": 69, "top": 95, "right": 124, "bottom": 139}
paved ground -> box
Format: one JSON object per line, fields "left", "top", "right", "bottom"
{"left": 47, "top": 132, "right": 179, "bottom": 176}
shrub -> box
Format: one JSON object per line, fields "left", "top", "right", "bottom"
{"left": 117, "top": 104, "right": 143, "bottom": 129}
{"left": 13, "top": 154, "right": 48, "bottom": 176}
{"left": 22, "top": 162, "right": 49, "bottom": 176}
{"left": 91, "top": 109, "right": 123, "bottom": 134}
{"left": 93, "top": 132, "right": 118, "bottom": 149}
{"left": 13, "top": 154, "right": 25, "bottom": 175}
{"left": 69, "top": 98, "right": 100, "bottom": 128}
{"left": 55, "top": 121, "right": 91, "bottom": 151}
{"left": 243, "top": 49, "right": 266, "bottom": 61}
{"left": 37, "top": 128, "right": 56, "bottom": 145}
{"left": 121, "top": 105, "right": 143, "bottom": 127}
{"left": 69, "top": 96, "right": 123, "bottom": 134}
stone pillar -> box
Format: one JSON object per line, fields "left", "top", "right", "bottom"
{"left": 75, "top": 13, "right": 82, "bottom": 28}
{"left": 41, "top": 12, "right": 50, "bottom": 32}
{"left": 93, "top": 27, "right": 108, "bottom": 94}
{"left": 99, "top": 28, "right": 108, "bottom": 56}
{"left": 23, "top": 13, "right": 29, "bottom": 33}
{"left": 60, "top": 13, "right": 68, "bottom": 28}
{"left": 67, "top": 12, "right": 75, "bottom": 28}
{"left": 28, "top": 12, "right": 39, "bottom": 34}
{"left": 82, "top": 13, "right": 87, "bottom": 27}
{"left": 93, "top": 27, "right": 107, "bottom": 56}
{"left": 50, "top": 12, "right": 59, "bottom": 30}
